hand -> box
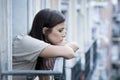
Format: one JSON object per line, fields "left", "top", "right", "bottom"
{"left": 65, "top": 42, "right": 79, "bottom": 52}
{"left": 55, "top": 41, "right": 79, "bottom": 52}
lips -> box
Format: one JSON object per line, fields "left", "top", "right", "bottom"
{"left": 60, "top": 40, "right": 63, "bottom": 42}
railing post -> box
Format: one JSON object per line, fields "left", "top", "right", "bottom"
{"left": 85, "top": 48, "right": 91, "bottom": 79}
{"left": 0, "top": 71, "right": 1, "bottom": 80}
{"left": 27, "top": 75, "right": 33, "bottom": 80}
{"left": 85, "top": 40, "right": 97, "bottom": 80}
{"left": 71, "top": 59, "right": 81, "bottom": 80}
{"left": 54, "top": 75, "right": 62, "bottom": 80}
{"left": 62, "top": 59, "right": 66, "bottom": 80}
{"left": 54, "top": 59, "right": 65, "bottom": 80}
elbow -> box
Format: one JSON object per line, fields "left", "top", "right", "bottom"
{"left": 65, "top": 52, "right": 75, "bottom": 59}
{"left": 64, "top": 46, "right": 76, "bottom": 59}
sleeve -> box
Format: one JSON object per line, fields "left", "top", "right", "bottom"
{"left": 13, "top": 35, "right": 50, "bottom": 62}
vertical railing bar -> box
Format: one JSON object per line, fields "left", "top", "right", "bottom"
{"left": 27, "top": 75, "right": 33, "bottom": 80}
{"left": 85, "top": 40, "right": 98, "bottom": 80}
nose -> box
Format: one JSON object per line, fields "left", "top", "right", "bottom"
{"left": 62, "top": 31, "right": 66, "bottom": 38}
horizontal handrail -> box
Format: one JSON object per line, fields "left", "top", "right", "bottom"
{"left": 2, "top": 70, "right": 63, "bottom": 75}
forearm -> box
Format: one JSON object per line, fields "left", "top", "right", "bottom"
{"left": 40, "top": 45, "right": 75, "bottom": 59}
{"left": 40, "top": 42, "right": 79, "bottom": 59}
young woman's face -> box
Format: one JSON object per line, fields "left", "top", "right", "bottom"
{"left": 47, "top": 22, "right": 66, "bottom": 45}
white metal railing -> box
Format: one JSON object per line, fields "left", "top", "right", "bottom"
{"left": 0, "top": 58, "right": 65, "bottom": 80}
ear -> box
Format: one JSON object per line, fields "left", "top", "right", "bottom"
{"left": 42, "top": 27, "right": 48, "bottom": 35}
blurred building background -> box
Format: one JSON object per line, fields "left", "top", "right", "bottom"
{"left": 111, "top": 0, "right": 120, "bottom": 80}
{"left": 0, "top": 0, "right": 120, "bottom": 80}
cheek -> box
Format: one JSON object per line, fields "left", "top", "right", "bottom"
{"left": 48, "top": 33, "right": 60, "bottom": 44}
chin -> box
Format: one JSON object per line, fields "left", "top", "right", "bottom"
{"left": 52, "top": 41, "right": 63, "bottom": 45}
{"left": 52, "top": 42, "right": 58, "bottom": 45}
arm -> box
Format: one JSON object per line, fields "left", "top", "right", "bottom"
{"left": 40, "top": 42, "right": 79, "bottom": 59}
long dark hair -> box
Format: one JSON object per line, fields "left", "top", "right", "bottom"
{"left": 29, "top": 8, "right": 65, "bottom": 41}
{"left": 29, "top": 9, "right": 65, "bottom": 71}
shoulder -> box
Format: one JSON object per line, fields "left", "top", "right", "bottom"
{"left": 13, "top": 34, "right": 49, "bottom": 53}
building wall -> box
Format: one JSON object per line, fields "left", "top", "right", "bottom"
{"left": 100, "top": 1, "right": 113, "bottom": 79}
{"left": 89, "top": 0, "right": 113, "bottom": 80}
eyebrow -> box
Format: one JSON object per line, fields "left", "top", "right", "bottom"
{"left": 60, "top": 28, "right": 64, "bottom": 30}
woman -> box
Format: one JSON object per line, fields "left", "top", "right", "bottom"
{"left": 29, "top": 8, "right": 66, "bottom": 71}
{"left": 29, "top": 8, "right": 70, "bottom": 80}
{"left": 12, "top": 8, "right": 79, "bottom": 80}
{"left": 29, "top": 9, "right": 65, "bottom": 69}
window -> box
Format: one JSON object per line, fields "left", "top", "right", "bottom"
{"left": 12, "top": 0, "right": 28, "bottom": 38}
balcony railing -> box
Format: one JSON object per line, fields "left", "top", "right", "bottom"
{"left": 71, "top": 59, "right": 82, "bottom": 80}
{"left": 0, "top": 57, "right": 65, "bottom": 80}
{"left": 85, "top": 40, "right": 97, "bottom": 80}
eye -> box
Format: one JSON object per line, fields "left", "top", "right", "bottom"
{"left": 59, "top": 29, "right": 63, "bottom": 32}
